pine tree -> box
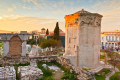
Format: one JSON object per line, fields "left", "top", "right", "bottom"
{"left": 46, "top": 29, "right": 49, "bottom": 35}
{"left": 53, "top": 22, "right": 59, "bottom": 40}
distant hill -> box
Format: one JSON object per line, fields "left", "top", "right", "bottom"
{"left": 0, "top": 30, "right": 16, "bottom": 33}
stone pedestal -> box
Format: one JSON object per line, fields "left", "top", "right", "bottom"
{"left": 64, "top": 9, "right": 103, "bottom": 68}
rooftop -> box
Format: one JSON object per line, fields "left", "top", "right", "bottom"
{"left": 65, "top": 9, "right": 103, "bottom": 17}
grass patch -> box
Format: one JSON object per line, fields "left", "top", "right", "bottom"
{"left": 98, "top": 68, "right": 111, "bottom": 75}
{"left": 95, "top": 68, "right": 111, "bottom": 80}
{"left": 49, "top": 61, "right": 76, "bottom": 80}
{"left": 95, "top": 73, "right": 105, "bottom": 80}
{"left": 58, "top": 53, "right": 63, "bottom": 57}
{"left": 110, "top": 72, "right": 120, "bottom": 80}
{"left": 37, "top": 62, "right": 54, "bottom": 80}
{"left": 100, "top": 55, "right": 105, "bottom": 59}
{"left": 82, "top": 68, "right": 91, "bottom": 72}
{"left": 37, "top": 61, "right": 77, "bottom": 80}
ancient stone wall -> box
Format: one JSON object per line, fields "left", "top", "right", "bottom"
{"left": 0, "top": 33, "right": 31, "bottom": 57}
{"left": 9, "top": 35, "right": 22, "bottom": 57}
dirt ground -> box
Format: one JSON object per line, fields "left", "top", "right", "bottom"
{"left": 52, "top": 70, "right": 64, "bottom": 80}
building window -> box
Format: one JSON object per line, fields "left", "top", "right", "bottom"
{"left": 114, "top": 36, "right": 116, "bottom": 41}
{"left": 69, "top": 38, "right": 71, "bottom": 43}
{"left": 112, "top": 36, "right": 114, "bottom": 41}
{"left": 106, "top": 36, "right": 108, "bottom": 41}
{"left": 109, "top": 36, "right": 111, "bottom": 41}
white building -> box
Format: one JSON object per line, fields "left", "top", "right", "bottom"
{"left": 0, "top": 66, "right": 16, "bottom": 80}
{"left": 32, "top": 28, "right": 46, "bottom": 39}
{"left": 101, "top": 30, "right": 120, "bottom": 49}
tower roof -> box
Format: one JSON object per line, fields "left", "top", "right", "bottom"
{"left": 74, "top": 9, "right": 90, "bottom": 14}
{"left": 41, "top": 28, "right": 45, "bottom": 30}
{"left": 65, "top": 9, "right": 103, "bottom": 18}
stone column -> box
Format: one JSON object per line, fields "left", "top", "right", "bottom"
{"left": 21, "top": 41, "right": 27, "bottom": 56}
{"left": 3, "top": 41, "right": 9, "bottom": 56}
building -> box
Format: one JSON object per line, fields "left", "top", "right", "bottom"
{"left": 46, "top": 29, "right": 65, "bottom": 47}
{"left": 101, "top": 30, "right": 120, "bottom": 49}
{"left": 0, "top": 31, "right": 32, "bottom": 57}
{"left": 64, "top": 9, "right": 103, "bottom": 68}
{"left": 0, "top": 66, "right": 16, "bottom": 80}
{"left": 32, "top": 28, "right": 46, "bottom": 39}
{"left": 40, "top": 28, "right": 46, "bottom": 37}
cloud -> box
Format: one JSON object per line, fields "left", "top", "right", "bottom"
{"left": 92, "top": 0, "right": 120, "bottom": 12}
{"left": 23, "top": 0, "right": 45, "bottom": 8}
{"left": 0, "top": 16, "right": 65, "bottom": 32}
{"left": 100, "top": 8, "right": 120, "bottom": 32}
{"left": 7, "top": 5, "right": 16, "bottom": 12}
{"left": 22, "top": 0, "right": 66, "bottom": 9}
{"left": 7, "top": 8, "right": 14, "bottom": 12}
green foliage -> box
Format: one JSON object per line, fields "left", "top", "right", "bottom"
{"left": 37, "top": 61, "right": 76, "bottom": 80}
{"left": 53, "top": 22, "right": 59, "bottom": 40}
{"left": 100, "top": 55, "right": 105, "bottom": 59}
{"left": 46, "top": 29, "right": 49, "bottom": 35}
{"left": 100, "top": 49, "right": 106, "bottom": 53}
{"left": 40, "top": 40, "right": 51, "bottom": 49}
{"left": 37, "top": 62, "right": 53, "bottom": 80}
{"left": 82, "top": 68, "right": 90, "bottom": 72}
{"left": 58, "top": 53, "right": 63, "bottom": 57}
{"left": 27, "top": 36, "right": 46, "bottom": 45}
{"left": 0, "top": 41, "right": 3, "bottom": 48}
{"left": 95, "top": 68, "right": 111, "bottom": 80}
{"left": 27, "top": 39, "right": 36, "bottom": 45}
{"left": 50, "top": 61, "right": 76, "bottom": 80}
{"left": 95, "top": 73, "right": 105, "bottom": 80}
{"left": 98, "top": 68, "right": 111, "bottom": 75}
{"left": 110, "top": 72, "right": 120, "bottom": 80}
{"left": 40, "top": 39, "right": 62, "bottom": 49}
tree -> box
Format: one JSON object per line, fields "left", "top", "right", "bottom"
{"left": 40, "top": 38, "right": 62, "bottom": 49}
{"left": 107, "top": 52, "right": 120, "bottom": 71}
{"left": 46, "top": 29, "right": 49, "bottom": 35}
{"left": 55, "top": 40, "right": 62, "bottom": 48}
{"left": 27, "top": 39, "right": 36, "bottom": 45}
{"left": 53, "top": 22, "right": 59, "bottom": 40}
{"left": 37, "top": 36, "right": 46, "bottom": 45}
{"left": 40, "top": 40, "right": 51, "bottom": 49}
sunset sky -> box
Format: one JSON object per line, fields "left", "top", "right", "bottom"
{"left": 0, "top": 0, "right": 120, "bottom": 32}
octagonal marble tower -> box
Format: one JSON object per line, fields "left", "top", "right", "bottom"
{"left": 64, "top": 9, "right": 103, "bottom": 68}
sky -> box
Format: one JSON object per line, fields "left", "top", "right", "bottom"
{"left": 0, "top": 0, "right": 120, "bottom": 32}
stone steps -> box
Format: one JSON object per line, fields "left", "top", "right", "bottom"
{"left": 90, "top": 66, "right": 103, "bottom": 73}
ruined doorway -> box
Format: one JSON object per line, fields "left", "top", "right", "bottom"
{"left": 9, "top": 35, "right": 22, "bottom": 57}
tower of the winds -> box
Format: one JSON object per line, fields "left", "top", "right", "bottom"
{"left": 64, "top": 9, "right": 103, "bottom": 68}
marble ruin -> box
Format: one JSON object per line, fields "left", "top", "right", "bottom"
{"left": 0, "top": 66, "right": 16, "bottom": 80}
{"left": 0, "top": 31, "right": 31, "bottom": 57}
{"left": 64, "top": 9, "right": 103, "bottom": 68}
{"left": 18, "top": 62, "right": 43, "bottom": 80}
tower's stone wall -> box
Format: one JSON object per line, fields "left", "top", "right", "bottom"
{"left": 64, "top": 9, "right": 103, "bottom": 68}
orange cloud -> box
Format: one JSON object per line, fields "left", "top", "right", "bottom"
{"left": 0, "top": 16, "right": 65, "bottom": 32}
